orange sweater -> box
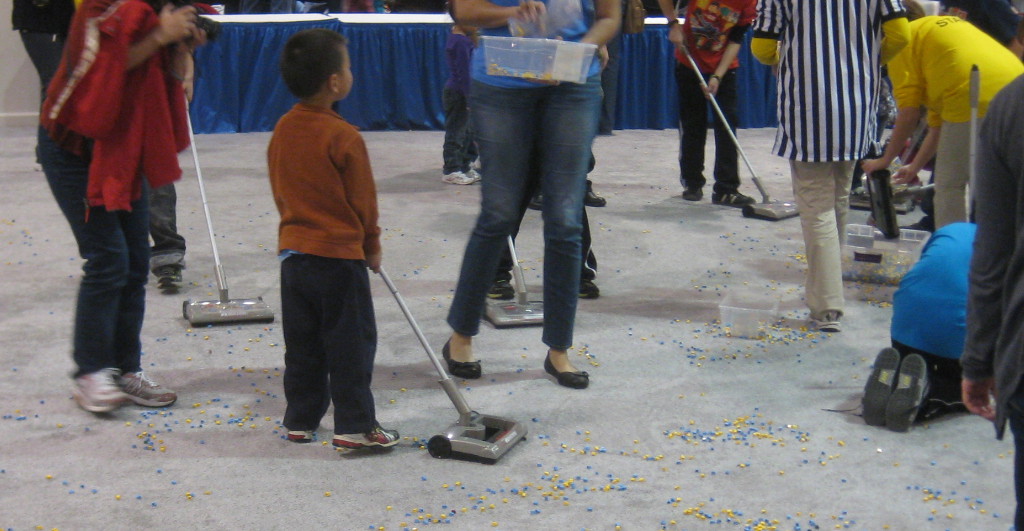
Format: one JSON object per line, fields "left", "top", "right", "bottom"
{"left": 267, "top": 104, "right": 381, "bottom": 261}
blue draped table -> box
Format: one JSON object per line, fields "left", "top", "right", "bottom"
{"left": 191, "top": 14, "right": 777, "bottom": 134}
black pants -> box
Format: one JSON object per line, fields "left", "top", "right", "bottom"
{"left": 495, "top": 155, "right": 596, "bottom": 283}
{"left": 442, "top": 87, "right": 477, "bottom": 174}
{"left": 891, "top": 340, "right": 965, "bottom": 419}
{"left": 675, "top": 66, "right": 740, "bottom": 195}
{"left": 281, "top": 254, "right": 377, "bottom": 435}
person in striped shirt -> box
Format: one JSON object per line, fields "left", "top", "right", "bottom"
{"left": 750, "top": 0, "right": 911, "bottom": 333}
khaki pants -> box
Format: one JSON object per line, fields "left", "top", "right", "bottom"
{"left": 933, "top": 120, "right": 971, "bottom": 229}
{"left": 790, "top": 160, "right": 856, "bottom": 320}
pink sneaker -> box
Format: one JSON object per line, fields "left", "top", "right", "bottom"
{"left": 118, "top": 372, "right": 177, "bottom": 407}
{"left": 73, "top": 369, "right": 129, "bottom": 413}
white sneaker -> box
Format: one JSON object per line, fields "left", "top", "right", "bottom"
{"left": 442, "top": 171, "right": 479, "bottom": 185}
{"left": 465, "top": 168, "right": 482, "bottom": 182}
{"left": 73, "top": 368, "right": 129, "bottom": 413}
{"left": 119, "top": 371, "right": 178, "bottom": 407}
{"left": 814, "top": 310, "right": 842, "bottom": 333}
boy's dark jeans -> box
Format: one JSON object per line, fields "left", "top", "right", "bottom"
{"left": 37, "top": 127, "right": 149, "bottom": 378}
{"left": 149, "top": 183, "right": 186, "bottom": 271}
{"left": 675, "top": 65, "right": 740, "bottom": 195}
{"left": 281, "top": 254, "right": 378, "bottom": 435}
{"left": 442, "top": 87, "right": 477, "bottom": 174}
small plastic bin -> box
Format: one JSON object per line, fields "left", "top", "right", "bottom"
{"left": 481, "top": 36, "right": 597, "bottom": 84}
{"left": 841, "top": 224, "right": 929, "bottom": 285}
{"left": 719, "top": 290, "right": 779, "bottom": 339}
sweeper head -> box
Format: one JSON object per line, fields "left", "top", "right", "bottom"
{"left": 379, "top": 268, "right": 527, "bottom": 463}
{"left": 484, "top": 236, "right": 544, "bottom": 328}
{"left": 181, "top": 104, "right": 275, "bottom": 326}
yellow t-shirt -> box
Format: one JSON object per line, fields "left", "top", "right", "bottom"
{"left": 888, "top": 16, "right": 1024, "bottom": 127}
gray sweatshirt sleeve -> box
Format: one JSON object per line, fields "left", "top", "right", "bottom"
{"left": 962, "top": 76, "right": 1024, "bottom": 381}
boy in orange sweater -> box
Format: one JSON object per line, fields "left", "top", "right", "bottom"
{"left": 268, "top": 28, "right": 398, "bottom": 450}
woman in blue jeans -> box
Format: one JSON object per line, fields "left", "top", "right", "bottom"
{"left": 38, "top": 0, "right": 206, "bottom": 413}
{"left": 442, "top": 0, "right": 620, "bottom": 389}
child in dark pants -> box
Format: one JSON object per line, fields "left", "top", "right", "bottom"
{"left": 268, "top": 28, "right": 398, "bottom": 450}
{"left": 441, "top": 20, "right": 479, "bottom": 185}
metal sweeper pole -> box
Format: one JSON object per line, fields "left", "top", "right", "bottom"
{"left": 484, "top": 235, "right": 544, "bottom": 327}
{"left": 677, "top": 43, "right": 799, "bottom": 221}
{"left": 378, "top": 268, "right": 527, "bottom": 464}
{"left": 181, "top": 108, "right": 274, "bottom": 326}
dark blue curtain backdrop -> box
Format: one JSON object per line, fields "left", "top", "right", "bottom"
{"left": 190, "top": 19, "right": 778, "bottom": 134}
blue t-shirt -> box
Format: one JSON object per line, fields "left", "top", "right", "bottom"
{"left": 471, "top": 0, "right": 599, "bottom": 88}
{"left": 891, "top": 222, "right": 977, "bottom": 359}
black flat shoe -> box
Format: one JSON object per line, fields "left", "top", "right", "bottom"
{"left": 442, "top": 339, "right": 481, "bottom": 379}
{"left": 544, "top": 352, "right": 589, "bottom": 389}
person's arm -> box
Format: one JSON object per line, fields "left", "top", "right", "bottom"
{"left": 451, "top": 0, "right": 544, "bottom": 30}
{"left": 127, "top": 3, "right": 197, "bottom": 69}
{"left": 580, "top": 0, "right": 621, "bottom": 46}
{"left": 656, "top": 0, "right": 683, "bottom": 47}
{"left": 892, "top": 124, "right": 939, "bottom": 183}
{"left": 880, "top": 16, "right": 910, "bottom": 64}
{"left": 704, "top": 41, "right": 740, "bottom": 96}
{"left": 861, "top": 105, "right": 922, "bottom": 174}
{"left": 961, "top": 83, "right": 1021, "bottom": 423}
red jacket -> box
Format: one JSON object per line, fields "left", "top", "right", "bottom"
{"left": 41, "top": 0, "right": 189, "bottom": 212}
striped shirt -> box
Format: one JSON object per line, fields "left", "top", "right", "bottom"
{"left": 753, "top": 0, "right": 907, "bottom": 162}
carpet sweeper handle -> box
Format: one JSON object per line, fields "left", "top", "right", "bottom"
{"left": 678, "top": 42, "right": 772, "bottom": 205}
{"left": 184, "top": 105, "right": 230, "bottom": 304}
{"left": 968, "top": 65, "right": 979, "bottom": 209}
{"left": 377, "top": 268, "right": 473, "bottom": 417}
{"left": 507, "top": 236, "right": 529, "bottom": 306}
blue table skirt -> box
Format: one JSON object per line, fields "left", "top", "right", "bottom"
{"left": 191, "top": 18, "right": 778, "bottom": 134}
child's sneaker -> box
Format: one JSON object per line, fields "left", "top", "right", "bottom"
{"left": 287, "top": 430, "right": 314, "bottom": 443}
{"left": 332, "top": 425, "right": 400, "bottom": 450}
{"left": 118, "top": 372, "right": 178, "bottom": 407}
{"left": 73, "top": 368, "right": 129, "bottom": 413}
{"left": 154, "top": 265, "right": 183, "bottom": 289}
{"left": 442, "top": 171, "right": 479, "bottom": 185}
{"left": 487, "top": 279, "right": 514, "bottom": 300}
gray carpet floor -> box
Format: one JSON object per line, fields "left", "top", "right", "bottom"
{"left": 0, "top": 124, "right": 1014, "bottom": 531}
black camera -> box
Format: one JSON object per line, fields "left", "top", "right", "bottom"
{"left": 171, "top": 0, "right": 223, "bottom": 42}
{"left": 148, "top": 0, "right": 222, "bottom": 41}
{"left": 193, "top": 13, "right": 221, "bottom": 42}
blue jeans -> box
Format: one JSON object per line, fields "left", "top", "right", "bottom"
{"left": 447, "top": 78, "right": 602, "bottom": 350}
{"left": 19, "top": 30, "right": 65, "bottom": 104}
{"left": 37, "top": 127, "right": 150, "bottom": 378}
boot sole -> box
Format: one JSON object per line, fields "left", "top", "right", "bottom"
{"left": 885, "top": 354, "right": 928, "bottom": 433}
{"left": 862, "top": 348, "right": 900, "bottom": 426}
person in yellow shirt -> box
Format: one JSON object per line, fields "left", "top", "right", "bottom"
{"left": 862, "top": 14, "right": 1024, "bottom": 229}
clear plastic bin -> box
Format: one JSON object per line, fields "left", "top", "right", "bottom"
{"left": 481, "top": 36, "right": 597, "bottom": 84}
{"left": 719, "top": 290, "right": 779, "bottom": 339}
{"left": 841, "top": 224, "right": 930, "bottom": 285}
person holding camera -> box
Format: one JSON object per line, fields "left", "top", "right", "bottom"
{"left": 38, "top": 0, "right": 209, "bottom": 413}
